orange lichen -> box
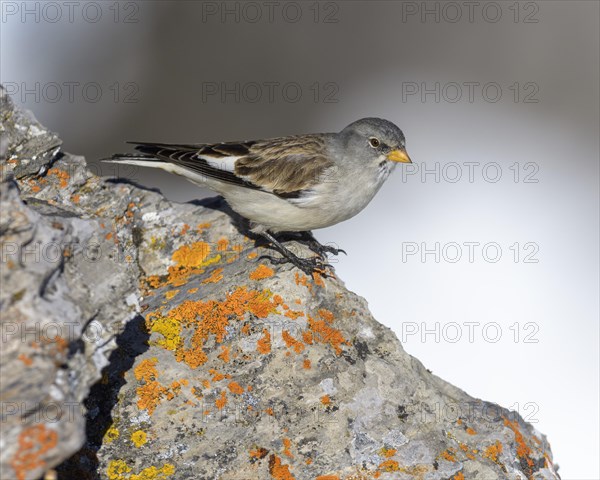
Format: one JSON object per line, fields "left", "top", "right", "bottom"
{"left": 265, "top": 407, "right": 274, "bottom": 416}
{"left": 188, "top": 288, "right": 199, "bottom": 294}
{"left": 164, "top": 290, "right": 179, "bottom": 300}
{"left": 172, "top": 241, "right": 211, "bottom": 268}
{"left": 257, "top": 328, "right": 272, "bottom": 354}
{"left": 318, "top": 309, "right": 334, "bottom": 322}
{"left": 307, "top": 315, "right": 349, "bottom": 355}
{"left": 282, "top": 438, "right": 293, "bottom": 458}
{"left": 180, "top": 224, "right": 190, "bottom": 235}
{"left": 17, "top": 354, "right": 33, "bottom": 366}
{"left": 503, "top": 417, "right": 534, "bottom": 467}
{"left": 381, "top": 448, "right": 397, "bottom": 458}
{"left": 294, "top": 272, "right": 312, "bottom": 293}
{"left": 440, "top": 449, "right": 457, "bottom": 462}
{"left": 250, "top": 447, "right": 269, "bottom": 460}
{"left": 11, "top": 425, "right": 58, "bottom": 480}
{"left": 48, "top": 167, "right": 69, "bottom": 188}
{"left": 453, "top": 473, "right": 465, "bottom": 480}
{"left": 466, "top": 427, "right": 477, "bottom": 435}
{"left": 148, "top": 287, "right": 277, "bottom": 369}
{"left": 71, "top": 194, "right": 80, "bottom": 203}
{"left": 303, "top": 359, "right": 311, "bottom": 369}
{"left": 146, "top": 241, "right": 220, "bottom": 289}
{"left": 378, "top": 459, "right": 400, "bottom": 472}
{"left": 284, "top": 310, "right": 304, "bottom": 320}
{"left": 247, "top": 252, "right": 258, "bottom": 259}
{"left": 320, "top": 395, "right": 331, "bottom": 405}
{"left": 312, "top": 271, "right": 325, "bottom": 287}
{"left": 268, "top": 454, "right": 295, "bottom": 480}
{"left": 228, "top": 381, "right": 244, "bottom": 395}
{"left": 202, "top": 267, "right": 224, "bottom": 284}
{"left": 459, "top": 442, "right": 477, "bottom": 460}
{"left": 282, "top": 330, "right": 305, "bottom": 354}
{"left": 217, "top": 238, "right": 229, "bottom": 251}
{"left": 133, "top": 358, "right": 168, "bottom": 415}
{"left": 301, "top": 331, "right": 313, "bottom": 345}
{"left": 483, "top": 441, "right": 503, "bottom": 462}
{"left": 209, "top": 369, "right": 228, "bottom": 382}
{"left": 218, "top": 345, "right": 230, "bottom": 363}
{"left": 315, "top": 476, "right": 339, "bottom": 480}
{"left": 250, "top": 264, "right": 275, "bottom": 280}
{"left": 215, "top": 391, "right": 227, "bottom": 409}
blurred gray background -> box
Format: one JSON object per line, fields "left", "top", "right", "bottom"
{"left": 2, "top": 1, "right": 598, "bottom": 477}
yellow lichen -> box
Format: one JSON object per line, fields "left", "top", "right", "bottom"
{"left": 104, "top": 425, "right": 120, "bottom": 443}
{"left": 131, "top": 430, "right": 147, "bottom": 448}
{"left": 148, "top": 317, "right": 182, "bottom": 352}
{"left": 107, "top": 460, "right": 175, "bottom": 480}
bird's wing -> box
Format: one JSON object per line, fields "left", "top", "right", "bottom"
{"left": 127, "top": 135, "right": 334, "bottom": 199}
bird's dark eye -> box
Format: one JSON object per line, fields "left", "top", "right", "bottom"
{"left": 369, "top": 137, "right": 380, "bottom": 148}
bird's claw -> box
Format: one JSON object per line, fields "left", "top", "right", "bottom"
{"left": 260, "top": 253, "right": 331, "bottom": 276}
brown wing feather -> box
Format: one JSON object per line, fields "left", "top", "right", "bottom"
{"left": 234, "top": 135, "right": 332, "bottom": 195}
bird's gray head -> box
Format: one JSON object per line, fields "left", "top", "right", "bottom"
{"left": 339, "top": 117, "right": 411, "bottom": 166}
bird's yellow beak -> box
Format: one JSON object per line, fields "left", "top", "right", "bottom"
{"left": 387, "top": 148, "right": 412, "bottom": 163}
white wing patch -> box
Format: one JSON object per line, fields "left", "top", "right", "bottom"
{"left": 198, "top": 155, "right": 239, "bottom": 172}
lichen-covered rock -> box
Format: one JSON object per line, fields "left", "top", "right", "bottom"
{"left": 0, "top": 86, "right": 559, "bottom": 480}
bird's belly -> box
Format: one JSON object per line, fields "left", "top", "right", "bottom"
{"left": 222, "top": 188, "right": 343, "bottom": 232}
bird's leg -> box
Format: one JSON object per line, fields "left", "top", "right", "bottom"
{"left": 294, "top": 231, "right": 347, "bottom": 259}
{"left": 257, "top": 231, "right": 329, "bottom": 275}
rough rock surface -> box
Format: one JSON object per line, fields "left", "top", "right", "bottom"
{"left": 0, "top": 87, "right": 559, "bottom": 480}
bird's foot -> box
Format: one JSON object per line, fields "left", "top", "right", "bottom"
{"left": 305, "top": 240, "right": 347, "bottom": 259}
{"left": 264, "top": 253, "right": 331, "bottom": 276}
{"left": 279, "top": 231, "right": 347, "bottom": 260}
{"left": 257, "top": 231, "right": 333, "bottom": 275}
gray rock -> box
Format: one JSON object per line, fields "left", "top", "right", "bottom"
{"left": 0, "top": 86, "right": 560, "bottom": 480}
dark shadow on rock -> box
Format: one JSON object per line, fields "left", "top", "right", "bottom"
{"left": 55, "top": 314, "right": 150, "bottom": 480}
{"left": 187, "top": 196, "right": 270, "bottom": 247}
{"left": 104, "top": 177, "right": 164, "bottom": 194}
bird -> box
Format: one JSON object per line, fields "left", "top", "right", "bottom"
{"left": 105, "top": 117, "right": 411, "bottom": 274}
